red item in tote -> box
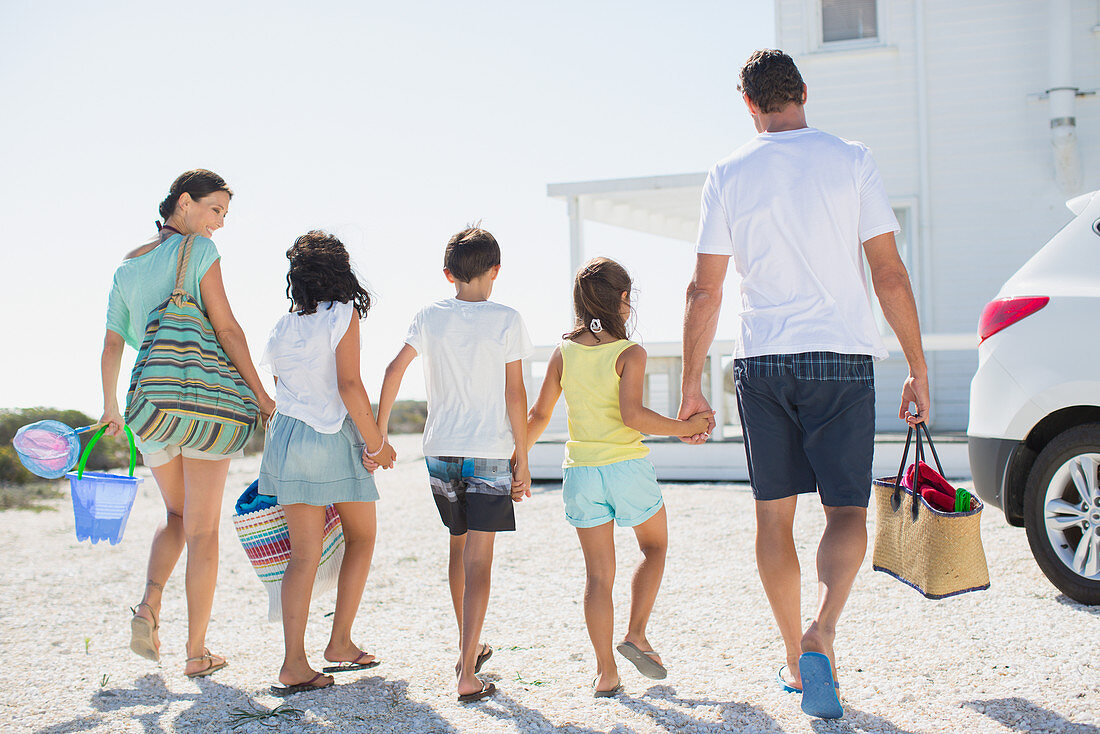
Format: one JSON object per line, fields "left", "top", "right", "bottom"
{"left": 903, "top": 460, "right": 957, "bottom": 513}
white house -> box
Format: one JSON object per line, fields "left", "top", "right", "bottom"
{"left": 533, "top": 0, "right": 1099, "bottom": 469}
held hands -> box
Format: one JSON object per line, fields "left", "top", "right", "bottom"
{"left": 510, "top": 452, "right": 531, "bottom": 502}
{"left": 677, "top": 392, "right": 716, "bottom": 444}
{"left": 361, "top": 438, "right": 396, "bottom": 472}
{"left": 682, "top": 410, "right": 716, "bottom": 439}
{"left": 899, "top": 372, "right": 931, "bottom": 427}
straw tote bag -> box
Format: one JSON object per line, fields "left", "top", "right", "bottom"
{"left": 125, "top": 234, "right": 259, "bottom": 454}
{"left": 872, "top": 423, "right": 990, "bottom": 599}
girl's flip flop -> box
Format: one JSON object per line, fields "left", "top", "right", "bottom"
{"left": 270, "top": 672, "right": 334, "bottom": 697}
{"left": 798, "top": 652, "right": 843, "bottom": 719}
{"left": 457, "top": 681, "right": 496, "bottom": 703}
{"left": 777, "top": 664, "right": 801, "bottom": 693}
{"left": 322, "top": 651, "right": 380, "bottom": 674}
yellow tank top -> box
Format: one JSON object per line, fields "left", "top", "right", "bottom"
{"left": 560, "top": 339, "right": 649, "bottom": 467}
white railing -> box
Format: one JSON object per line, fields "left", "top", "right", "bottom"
{"left": 524, "top": 334, "right": 975, "bottom": 442}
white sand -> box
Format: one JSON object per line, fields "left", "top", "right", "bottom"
{"left": 1, "top": 435, "right": 1098, "bottom": 734}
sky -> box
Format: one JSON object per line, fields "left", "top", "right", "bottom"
{"left": 0, "top": 1, "right": 772, "bottom": 416}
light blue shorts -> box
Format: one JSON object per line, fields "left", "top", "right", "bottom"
{"left": 258, "top": 412, "right": 379, "bottom": 506}
{"left": 562, "top": 458, "right": 663, "bottom": 528}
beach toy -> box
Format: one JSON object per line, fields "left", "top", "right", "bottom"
{"left": 12, "top": 420, "right": 98, "bottom": 479}
{"left": 65, "top": 426, "right": 142, "bottom": 545}
{"left": 232, "top": 481, "right": 345, "bottom": 622}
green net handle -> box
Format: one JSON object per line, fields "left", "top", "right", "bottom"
{"left": 76, "top": 425, "right": 137, "bottom": 479}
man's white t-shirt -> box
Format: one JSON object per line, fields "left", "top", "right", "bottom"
{"left": 261, "top": 300, "right": 358, "bottom": 434}
{"left": 696, "top": 127, "right": 899, "bottom": 360}
{"left": 405, "top": 298, "right": 533, "bottom": 459}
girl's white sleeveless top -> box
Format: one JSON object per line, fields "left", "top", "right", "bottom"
{"left": 260, "top": 301, "right": 357, "bottom": 434}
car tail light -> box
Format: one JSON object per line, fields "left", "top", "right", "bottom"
{"left": 978, "top": 296, "right": 1050, "bottom": 342}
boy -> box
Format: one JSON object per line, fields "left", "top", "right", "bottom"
{"left": 376, "top": 225, "right": 532, "bottom": 703}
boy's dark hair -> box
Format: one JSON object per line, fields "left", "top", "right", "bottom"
{"left": 285, "top": 230, "right": 372, "bottom": 318}
{"left": 737, "top": 49, "right": 805, "bottom": 114}
{"left": 563, "top": 257, "right": 634, "bottom": 342}
{"left": 158, "top": 169, "right": 233, "bottom": 221}
{"left": 444, "top": 225, "right": 501, "bottom": 282}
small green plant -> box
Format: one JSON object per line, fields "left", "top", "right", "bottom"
{"left": 99, "top": 674, "right": 110, "bottom": 688}
{"left": 84, "top": 637, "right": 91, "bottom": 655}
{"left": 514, "top": 674, "right": 550, "bottom": 686}
{"left": 227, "top": 702, "right": 304, "bottom": 729}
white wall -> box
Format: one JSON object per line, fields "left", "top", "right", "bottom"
{"left": 777, "top": 0, "right": 1100, "bottom": 430}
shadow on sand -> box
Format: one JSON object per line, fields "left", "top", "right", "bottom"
{"left": 963, "top": 697, "right": 1099, "bottom": 734}
{"left": 35, "top": 673, "right": 459, "bottom": 734}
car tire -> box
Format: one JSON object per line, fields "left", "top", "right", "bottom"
{"left": 1023, "top": 423, "right": 1100, "bottom": 604}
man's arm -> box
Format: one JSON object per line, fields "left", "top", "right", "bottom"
{"left": 678, "top": 253, "right": 729, "bottom": 442}
{"left": 864, "top": 231, "right": 930, "bottom": 425}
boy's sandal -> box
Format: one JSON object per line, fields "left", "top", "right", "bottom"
{"left": 129, "top": 603, "right": 159, "bottom": 662}
{"left": 615, "top": 641, "right": 667, "bottom": 680}
{"left": 457, "top": 681, "right": 496, "bottom": 703}
{"left": 454, "top": 643, "right": 494, "bottom": 676}
{"left": 592, "top": 676, "right": 624, "bottom": 698}
{"left": 184, "top": 649, "right": 228, "bottom": 679}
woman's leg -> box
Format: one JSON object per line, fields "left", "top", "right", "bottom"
{"left": 325, "top": 501, "right": 377, "bottom": 663}
{"left": 180, "top": 457, "right": 231, "bottom": 674}
{"left": 134, "top": 455, "right": 187, "bottom": 652}
{"left": 279, "top": 502, "right": 332, "bottom": 686}
{"left": 575, "top": 521, "right": 618, "bottom": 692}
{"left": 623, "top": 505, "right": 667, "bottom": 665}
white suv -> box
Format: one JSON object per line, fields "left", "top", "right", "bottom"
{"left": 968, "top": 189, "right": 1100, "bottom": 605}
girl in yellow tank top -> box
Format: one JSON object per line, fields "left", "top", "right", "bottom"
{"left": 524, "top": 257, "right": 712, "bottom": 696}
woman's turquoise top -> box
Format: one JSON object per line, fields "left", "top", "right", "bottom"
{"left": 105, "top": 232, "right": 221, "bottom": 350}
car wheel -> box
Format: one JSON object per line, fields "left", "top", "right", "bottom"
{"left": 1023, "top": 423, "right": 1100, "bottom": 604}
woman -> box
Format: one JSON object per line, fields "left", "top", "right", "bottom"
{"left": 99, "top": 169, "right": 275, "bottom": 678}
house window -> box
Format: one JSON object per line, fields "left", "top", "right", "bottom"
{"left": 822, "top": 0, "right": 878, "bottom": 43}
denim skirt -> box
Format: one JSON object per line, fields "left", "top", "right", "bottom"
{"left": 258, "top": 412, "right": 379, "bottom": 506}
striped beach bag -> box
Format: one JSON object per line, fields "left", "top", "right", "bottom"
{"left": 233, "top": 482, "right": 345, "bottom": 622}
{"left": 125, "top": 233, "right": 258, "bottom": 454}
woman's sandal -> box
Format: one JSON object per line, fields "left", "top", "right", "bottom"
{"left": 129, "top": 603, "right": 159, "bottom": 662}
{"left": 184, "top": 649, "right": 228, "bottom": 679}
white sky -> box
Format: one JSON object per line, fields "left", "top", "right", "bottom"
{"left": 0, "top": 1, "right": 771, "bottom": 416}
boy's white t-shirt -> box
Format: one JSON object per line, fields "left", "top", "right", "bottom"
{"left": 696, "top": 127, "right": 899, "bottom": 360}
{"left": 260, "top": 301, "right": 357, "bottom": 434}
{"left": 405, "top": 298, "right": 533, "bottom": 459}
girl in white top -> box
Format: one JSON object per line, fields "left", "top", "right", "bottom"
{"left": 258, "top": 230, "right": 395, "bottom": 696}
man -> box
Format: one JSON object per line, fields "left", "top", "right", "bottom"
{"left": 678, "top": 49, "right": 929, "bottom": 719}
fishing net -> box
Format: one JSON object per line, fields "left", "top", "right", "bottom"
{"left": 12, "top": 420, "right": 84, "bottom": 479}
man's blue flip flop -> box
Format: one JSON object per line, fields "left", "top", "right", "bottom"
{"left": 798, "top": 652, "right": 842, "bottom": 719}
{"left": 777, "top": 665, "right": 801, "bottom": 694}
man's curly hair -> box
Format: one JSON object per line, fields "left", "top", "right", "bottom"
{"left": 737, "top": 49, "right": 805, "bottom": 114}
{"left": 285, "top": 230, "right": 372, "bottom": 318}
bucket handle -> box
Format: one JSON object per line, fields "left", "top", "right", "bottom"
{"left": 76, "top": 425, "right": 137, "bottom": 479}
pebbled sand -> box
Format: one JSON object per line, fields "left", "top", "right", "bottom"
{"left": 1, "top": 435, "right": 1098, "bottom": 734}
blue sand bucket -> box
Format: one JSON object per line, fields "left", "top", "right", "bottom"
{"left": 66, "top": 426, "right": 142, "bottom": 545}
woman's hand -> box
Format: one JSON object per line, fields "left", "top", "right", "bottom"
{"left": 257, "top": 393, "right": 276, "bottom": 427}
{"left": 99, "top": 405, "right": 125, "bottom": 437}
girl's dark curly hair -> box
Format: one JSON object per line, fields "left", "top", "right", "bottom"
{"left": 285, "top": 230, "right": 372, "bottom": 318}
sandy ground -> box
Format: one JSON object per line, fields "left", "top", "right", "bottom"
{"left": 1, "top": 435, "right": 1098, "bottom": 734}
